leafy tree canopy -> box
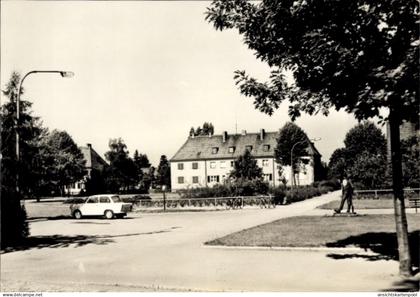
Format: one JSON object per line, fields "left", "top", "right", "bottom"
{"left": 329, "top": 121, "right": 387, "bottom": 188}
{"left": 206, "top": 0, "right": 419, "bottom": 123}
{"left": 190, "top": 122, "right": 215, "bottom": 136}
{"left": 156, "top": 155, "right": 171, "bottom": 189}
{"left": 1, "top": 71, "right": 46, "bottom": 196}
{"left": 104, "top": 138, "right": 138, "bottom": 191}
{"left": 230, "top": 149, "right": 262, "bottom": 180}
{"left": 40, "top": 130, "right": 86, "bottom": 194}
{"left": 275, "top": 122, "right": 309, "bottom": 166}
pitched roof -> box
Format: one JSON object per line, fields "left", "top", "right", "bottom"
{"left": 80, "top": 144, "right": 109, "bottom": 170}
{"left": 170, "top": 131, "right": 321, "bottom": 162}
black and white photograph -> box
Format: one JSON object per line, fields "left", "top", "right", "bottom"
{"left": 1, "top": 0, "right": 419, "bottom": 294}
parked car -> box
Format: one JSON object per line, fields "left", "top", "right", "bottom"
{"left": 70, "top": 194, "right": 132, "bottom": 219}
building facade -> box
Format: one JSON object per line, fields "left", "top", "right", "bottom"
{"left": 170, "top": 129, "right": 321, "bottom": 191}
{"left": 65, "top": 143, "right": 109, "bottom": 195}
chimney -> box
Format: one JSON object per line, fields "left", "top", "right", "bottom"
{"left": 241, "top": 130, "right": 247, "bottom": 136}
{"left": 87, "top": 143, "right": 92, "bottom": 149}
{"left": 222, "top": 131, "right": 228, "bottom": 143}
{"left": 259, "top": 129, "right": 265, "bottom": 141}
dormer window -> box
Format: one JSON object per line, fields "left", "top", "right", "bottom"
{"left": 263, "top": 144, "right": 270, "bottom": 152}
{"left": 212, "top": 147, "right": 219, "bottom": 154}
{"left": 245, "top": 145, "right": 253, "bottom": 152}
{"left": 228, "top": 146, "right": 235, "bottom": 153}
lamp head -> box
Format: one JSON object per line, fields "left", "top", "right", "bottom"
{"left": 60, "top": 71, "right": 74, "bottom": 78}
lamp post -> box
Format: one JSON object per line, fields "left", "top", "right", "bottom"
{"left": 15, "top": 70, "right": 74, "bottom": 193}
{"left": 290, "top": 137, "right": 321, "bottom": 189}
{"left": 162, "top": 185, "right": 167, "bottom": 212}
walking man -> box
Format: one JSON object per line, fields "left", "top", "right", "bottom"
{"left": 335, "top": 177, "right": 355, "bottom": 214}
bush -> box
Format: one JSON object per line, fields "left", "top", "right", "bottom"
{"left": 177, "top": 178, "right": 269, "bottom": 198}
{"left": 317, "top": 178, "right": 341, "bottom": 190}
{"left": 269, "top": 186, "right": 286, "bottom": 205}
{"left": 1, "top": 191, "right": 29, "bottom": 249}
{"left": 284, "top": 185, "right": 334, "bottom": 204}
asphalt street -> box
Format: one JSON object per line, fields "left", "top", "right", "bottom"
{"left": 1, "top": 191, "right": 404, "bottom": 292}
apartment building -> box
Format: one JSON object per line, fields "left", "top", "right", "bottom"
{"left": 170, "top": 129, "right": 321, "bottom": 191}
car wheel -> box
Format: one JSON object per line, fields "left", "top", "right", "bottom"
{"left": 104, "top": 210, "right": 114, "bottom": 219}
{"left": 73, "top": 210, "right": 82, "bottom": 219}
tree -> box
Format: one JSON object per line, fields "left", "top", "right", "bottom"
{"left": 156, "top": 155, "right": 171, "bottom": 189}
{"left": 84, "top": 168, "right": 106, "bottom": 195}
{"left": 275, "top": 122, "right": 310, "bottom": 186}
{"left": 104, "top": 138, "right": 138, "bottom": 192}
{"left": 190, "top": 122, "right": 215, "bottom": 136}
{"left": 401, "top": 136, "right": 420, "bottom": 188}
{"left": 133, "top": 150, "right": 151, "bottom": 169}
{"left": 1, "top": 72, "right": 33, "bottom": 247}
{"left": 206, "top": 0, "right": 418, "bottom": 275}
{"left": 133, "top": 150, "right": 144, "bottom": 183}
{"left": 328, "top": 148, "right": 348, "bottom": 180}
{"left": 1, "top": 72, "right": 46, "bottom": 197}
{"left": 344, "top": 122, "right": 387, "bottom": 161}
{"left": 230, "top": 149, "right": 262, "bottom": 179}
{"left": 329, "top": 122, "right": 387, "bottom": 188}
{"left": 40, "top": 130, "right": 86, "bottom": 196}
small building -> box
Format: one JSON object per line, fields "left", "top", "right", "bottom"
{"left": 170, "top": 129, "right": 321, "bottom": 191}
{"left": 65, "top": 143, "right": 108, "bottom": 195}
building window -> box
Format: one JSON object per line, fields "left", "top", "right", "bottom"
{"left": 207, "top": 175, "right": 220, "bottom": 183}
{"left": 178, "top": 163, "right": 184, "bottom": 170}
{"left": 228, "top": 146, "right": 235, "bottom": 153}
{"left": 210, "top": 161, "right": 216, "bottom": 169}
{"left": 245, "top": 145, "right": 253, "bottom": 152}
{"left": 178, "top": 176, "right": 184, "bottom": 184}
{"left": 262, "top": 159, "right": 269, "bottom": 167}
{"left": 230, "top": 161, "right": 235, "bottom": 167}
{"left": 212, "top": 147, "right": 219, "bottom": 154}
{"left": 263, "top": 144, "right": 270, "bottom": 152}
{"left": 263, "top": 174, "right": 273, "bottom": 181}
{"left": 220, "top": 161, "right": 226, "bottom": 168}
{"left": 192, "top": 176, "right": 199, "bottom": 184}
{"left": 192, "top": 162, "right": 198, "bottom": 169}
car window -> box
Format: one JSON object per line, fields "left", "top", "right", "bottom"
{"left": 99, "top": 196, "right": 111, "bottom": 203}
{"left": 87, "top": 197, "right": 98, "bottom": 203}
{"left": 111, "top": 195, "right": 121, "bottom": 203}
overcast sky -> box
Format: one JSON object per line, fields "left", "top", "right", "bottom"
{"left": 1, "top": 1, "right": 363, "bottom": 166}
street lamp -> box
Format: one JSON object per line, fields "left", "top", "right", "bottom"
{"left": 15, "top": 70, "right": 74, "bottom": 192}
{"left": 290, "top": 137, "right": 321, "bottom": 188}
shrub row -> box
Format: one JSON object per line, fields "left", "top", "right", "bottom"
{"left": 269, "top": 184, "right": 334, "bottom": 205}
{"left": 177, "top": 179, "right": 338, "bottom": 205}
{"left": 178, "top": 178, "right": 269, "bottom": 198}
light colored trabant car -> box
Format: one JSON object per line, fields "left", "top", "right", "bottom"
{"left": 70, "top": 194, "right": 132, "bottom": 219}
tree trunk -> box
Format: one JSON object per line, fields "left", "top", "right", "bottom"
{"left": 389, "top": 108, "right": 412, "bottom": 277}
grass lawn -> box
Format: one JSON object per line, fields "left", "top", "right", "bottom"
{"left": 317, "top": 199, "right": 412, "bottom": 210}
{"left": 206, "top": 214, "right": 420, "bottom": 248}
{"left": 24, "top": 201, "right": 70, "bottom": 219}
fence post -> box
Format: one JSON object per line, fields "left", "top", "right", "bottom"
{"left": 241, "top": 197, "right": 244, "bottom": 208}
{"left": 375, "top": 190, "right": 378, "bottom": 199}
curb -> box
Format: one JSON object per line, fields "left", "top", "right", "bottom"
{"left": 202, "top": 244, "right": 370, "bottom": 253}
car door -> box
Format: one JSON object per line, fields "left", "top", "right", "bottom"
{"left": 82, "top": 196, "right": 99, "bottom": 215}
{"left": 99, "top": 196, "right": 112, "bottom": 214}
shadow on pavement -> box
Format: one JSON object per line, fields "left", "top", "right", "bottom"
{"left": 326, "top": 231, "right": 419, "bottom": 291}
{"left": 28, "top": 215, "right": 137, "bottom": 222}
{"left": 1, "top": 228, "right": 178, "bottom": 254}
{"left": 326, "top": 231, "right": 419, "bottom": 264}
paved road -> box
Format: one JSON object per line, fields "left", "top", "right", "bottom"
{"left": 1, "top": 191, "right": 403, "bottom": 292}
